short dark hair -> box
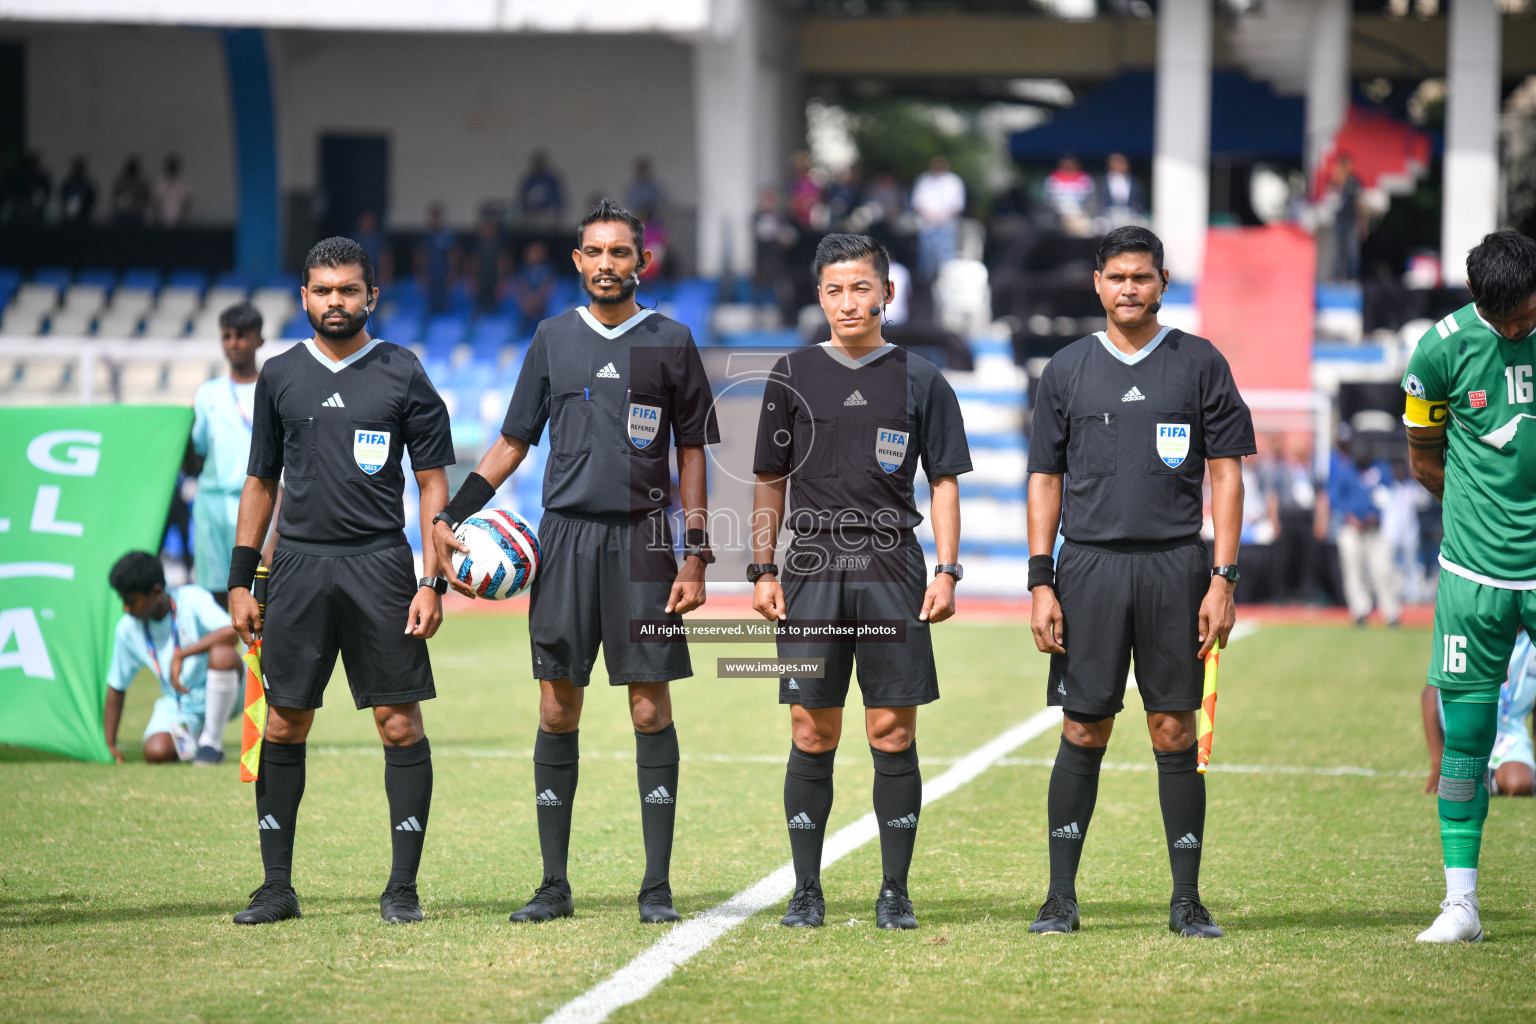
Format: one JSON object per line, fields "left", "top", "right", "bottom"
{"left": 812, "top": 233, "right": 890, "bottom": 284}
{"left": 577, "top": 199, "right": 644, "bottom": 250}
{"left": 1095, "top": 225, "right": 1165, "bottom": 273}
{"left": 303, "top": 236, "right": 375, "bottom": 292}
{"left": 218, "top": 302, "right": 263, "bottom": 335}
{"left": 109, "top": 551, "right": 164, "bottom": 602}
{"left": 1466, "top": 229, "right": 1536, "bottom": 319}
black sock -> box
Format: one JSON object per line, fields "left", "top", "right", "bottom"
{"left": 384, "top": 738, "right": 433, "bottom": 888}
{"left": 636, "top": 723, "right": 679, "bottom": 891}
{"left": 533, "top": 729, "right": 579, "bottom": 883}
{"left": 784, "top": 745, "right": 836, "bottom": 891}
{"left": 1155, "top": 743, "right": 1204, "bottom": 903}
{"left": 871, "top": 743, "right": 922, "bottom": 893}
{"left": 1047, "top": 736, "right": 1106, "bottom": 900}
{"left": 255, "top": 739, "right": 306, "bottom": 887}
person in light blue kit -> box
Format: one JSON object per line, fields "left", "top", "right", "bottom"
{"left": 1424, "top": 631, "right": 1536, "bottom": 797}
{"left": 186, "top": 304, "right": 272, "bottom": 764}
{"left": 102, "top": 551, "right": 239, "bottom": 765}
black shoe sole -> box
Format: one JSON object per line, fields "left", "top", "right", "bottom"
{"left": 510, "top": 899, "right": 575, "bottom": 923}
{"left": 233, "top": 907, "right": 300, "bottom": 925}
{"left": 639, "top": 906, "right": 682, "bottom": 924}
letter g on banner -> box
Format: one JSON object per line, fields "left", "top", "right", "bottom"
{"left": 27, "top": 431, "right": 102, "bottom": 477}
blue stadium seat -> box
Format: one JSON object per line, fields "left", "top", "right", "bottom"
{"left": 0, "top": 267, "right": 21, "bottom": 292}
{"left": 469, "top": 316, "right": 515, "bottom": 362}
{"left": 120, "top": 268, "right": 163, "bottom": 291}
{"left": 719, "top": 328, "right": 800, "bottom": 348}
{"left": 390, "top": 277, "right": 424, "bottom": 304}
{"left": 214, "top": 270, "right": 250, "bottom": 291}
{"left": 376, "top": 315, "right": 422, "bottom": 348}
{"left": 76, "top": 268, "right": 117, "bottom": 290}
{"left": 168, "top": 268, "right": 209, "bottom": 292}
{"left": 422, "top": 314, "right": 468, "bottom": 362}
{"left": 549, "top": 276, "right": 583, "bottom": 312}
{"left": 281, "top": 315, "right": 311, "bottom": 339}
{"left": 33, "top": 267, "right": 73, "bottom": 288}
{"left": 263, "top": 273, "right": 295, "bottom": 291}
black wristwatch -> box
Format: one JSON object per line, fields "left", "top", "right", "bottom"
{"left": 747, "top": 562, "right": 779, "bottom": 584}
{"left": 1211, "top": 565, "right": 1241, "bottom": 584}
{"left": 419, "top": 576, "right": 449, "bottom": 595}
{"left": 934, "top": 563, "right": 963, "bottom": 582}
{"left": 431, "top": 509, "right": 458, "bottom": 532}
{"left": 684, "top": 544, "right": 716, "bottom": 564}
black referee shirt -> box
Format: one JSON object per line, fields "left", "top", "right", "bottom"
{"left": 248, "top": 339, "right": 455, "bottom": 545}
{"left": 1027, "top": 327, "right": 1255, "bottom": 545}
{"left": 501, "top": 307, "right": 720, "bottom": 516}
{"left": 753, "top": 342, "right": 972, "bottom": 533}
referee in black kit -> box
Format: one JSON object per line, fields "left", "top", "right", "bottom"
{"left": 751, "top": 234, "right": 971, "bottom": 930}
{"left": 1025, "top": 225, "right": 1254, "bottom": 939}
{"left": 226, "top": 237, "right": 455, "bottom": 926}
{"left": 429, "top": 200, "right": 719, "bottom": 925}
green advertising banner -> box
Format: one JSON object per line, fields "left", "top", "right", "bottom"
{"left": 0, "top": 405, "right": 192, "bottom": 762}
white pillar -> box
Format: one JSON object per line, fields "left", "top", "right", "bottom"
{"left": 1305, "top": 0, "right": 1351, "bottom": 178}
{"left": 1153, "top": 0, "right": 1212, "bottom": 283}
{"left": 1442, "top": 0, "right": 1502, "bottom": 286}
{"left": 693, "top": 0, "right": 760, "bottom": 279}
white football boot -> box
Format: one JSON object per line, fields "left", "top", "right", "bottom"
{"left": 1415, "top": 897, "right": 1484, "bottom": 943}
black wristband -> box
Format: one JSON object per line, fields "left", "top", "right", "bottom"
{"left": 685, "top": 528, "right": 709, "bottom": 548}
{"left": 1027, "top": 554, "right": 1055, "bottom": 591}
{"left": 228, "top": 545, "right": 262, "bottom": 593}
{"left": 441, "top": 472, "right": 497, "bottom": 529}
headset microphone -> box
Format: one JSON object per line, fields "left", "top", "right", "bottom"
{"left": 1147, "top": 299, "right": 1162, "bottom": 316}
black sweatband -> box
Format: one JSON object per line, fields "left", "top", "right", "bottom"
{"left": 685, "top": 528, "right": 709, "bottom": 548}
{"left": 441, "top": 472, "right": 497, "bottom": 528}
{"left": 228, "top": 545, "right": 262, "bottom": 593}
{"left": 1407, "top": 437, "right": 1445, "bottom": 450}
{"left": 1027, "top": 554, "right": 1055, "bottom": 591}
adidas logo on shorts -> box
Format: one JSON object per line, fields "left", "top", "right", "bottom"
{"left": 257, "top": 814, "right": 281, "bottom": 830}
{"left": 596, "top": 362, "right": 621, "bottom": 379}
{"left": 395, "top": 816, "right": 423, "bottom": 832}
{"left": 844, "top": 390, "right": 867, "bottom": 406}
{"left": 1174, "top": 832, "right": 1201, "bottom": 849}
{"left": 536, "top": 788, "right": 563, "bottom": 807}
{"left": 644, "top": 785, "right": 675, "bottom": 805}
{"left": 786, "top": 679, "right": 799, "bottom": 690}
{"left": 1050, "top": 821, "right": 1082, "bottom": 839}
{"left": 885, "top": 813, "right": 918, "bottom": 829}
{"left": 787, "top": 811, "right": 816, "bottom": 829}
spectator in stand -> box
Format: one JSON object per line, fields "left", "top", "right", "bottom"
{"left": 415, "top": 203, "right": 459, "bottom": 315}
{"left": 1043, "top": 156, "right": 1095, "bottom": 236}
{"left": 1384, "top": 459, "right": 1426, "bottom": 604}
{"left": 11, "top": 152, "right": 51, "bottom": 224}
{"left": 59, "top": 157, "right": 96, "bottom": 224}
{"left": 1325, "top": 434, "right": 1400, "bottom": 626}
{"left": 1095, "top": 153, "right": 1146, "bottom": 231}
{"left": 1326, "top": 153, "right": 1365, "bottom": 283}
{"left": 752, "top": 186, "right": 798, "bottom": 324}
{"left": 824, "top": 165, "right": 863, "bottom": 229}
{"left": 911, "top": 154, "right": 966, "bottom": 278}
{"left": 355, "top": 210, "right": 393, "bottom": 285}
{"left": 1262, "top": 433, "right": 1323, "bottom": 603}
{"left": 111, "top": 157, "right": 151, "bottom": 226}
{"left": 787, "top": 150, "right": 823, "bottom": 231}
{"left": 518, "top": 151, "right": 565, "bottom": 227}
{"left": 153, "top": 155, "right": 192, "bottom": 227}
{"left": 864, "top": 172, "right": 905, "bottom": 230}
{"left": 509, "top": 240, "right": 556, "bottom": 335}
{"left": 625, "top": 157, "right": 666, "bottom": 225}
{"left": 470, "top": 211, "right": 509, "bottom": 316}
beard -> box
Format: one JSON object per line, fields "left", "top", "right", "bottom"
{"left": 308, "top": 306, "right": 369, "bottom": 341}
{"left": 583, "top": 273, "right": 637, "bottom": 306}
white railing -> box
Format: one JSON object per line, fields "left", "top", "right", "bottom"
{"left": 0, "top": 337, "right": 298, "bottom": 404}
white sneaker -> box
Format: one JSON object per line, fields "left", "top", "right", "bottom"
{"left": 1415, "top": 898, "right": 1484, "bottom": 943}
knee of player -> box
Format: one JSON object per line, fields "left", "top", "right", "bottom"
{"left": 1062, "top": 717, "right": 1112, "bottom": 749}
{"left": 1495, "top": 764, "right": 1535, "bottom": 796}
{"left": 1147, "top": 712, "right": 1196, "bottom": 751}
{"left": 791, "top": 721, "right": 840, "bottom": 753}
{"left": 143, "top": 734, "right": 178, "bottom": 763}
{"left": 868, "top": 723, "right": 914, "bottom": 753}
{"left": 208, "top": 643, "right": 241, "bottom": 671}
{"left": 630, "top": 705, "right": 671, "bottom": 734}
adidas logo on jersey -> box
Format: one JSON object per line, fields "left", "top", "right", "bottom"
{"left": 844, "top": 390, "right": 867, "bottom": 406}
{"left": 1121, "top": 386, "right": 1145, "bottom": 402}
{"left": 257, "top": 814, "right": 281, "bottom": 831}
{"left": 787, "top": 811, "right": 817, "bottom": 829}
{"left": 886, "top": 813, "right": 918, "bottom": 829}
{"left": 595, "top": 362, "right": 621, "bottom": 379}
{"left": 1050, "top": 821, "right": 1082, "bottom": 839}
{"left": 536, "top": 788, "right": 563, "bottom": 806}
{"left": 322, "top": 392, "right": 346, "bottom": 408}
{"left": 644, "top": 786, "right": 675, "bottom": 805}
{"left": 395, "top": 816, "right": 423, "bottom": 832}
{"left": 1174, "top": 832, "right": 1201, "bottom": 849}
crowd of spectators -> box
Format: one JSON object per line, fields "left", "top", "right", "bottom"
{"left": 0, "top": 151, "right": 193, "bottom": 227}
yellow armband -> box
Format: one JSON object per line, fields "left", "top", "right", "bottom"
{"left": 1403, "top": 394, "right": 1448, "bottom": 428}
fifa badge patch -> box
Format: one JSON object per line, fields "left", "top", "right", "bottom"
{"left": 875, "top": 428, "right": 908, "bottom": 473}
{"left": 1155, "top": 423, "right": 1190, "bottom": 468}
{"left": 353, "top": 429, "right": 390, "bottom": 475}
{"left": 1469, "top": 390, "right": 1488, "bottom": 408}
{"left": 1405, "top": 373, "right": 1425, "bottom": 399}
{"left": 628, "top": 403, "right": 662, "bottom": 450}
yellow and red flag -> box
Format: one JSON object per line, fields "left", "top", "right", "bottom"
{"left": 1196, "top": 647, "right": 1219, "bottom": 774}
{"left": 240, "top": 565, "right": 269, "bottom": 783}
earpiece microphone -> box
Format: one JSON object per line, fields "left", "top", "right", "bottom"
{"left": 871, "top": 304, "right": 883, "bottom": 318}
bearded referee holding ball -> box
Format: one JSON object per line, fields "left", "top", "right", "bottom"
{"left": 227, "top": 237, "right": 455, "bottom": 926}
{"left": 1025, "top": 225, "right": 1255, "bottom": 939}
{"left": 430, "top": 200, "right": 719, "bottom": 925}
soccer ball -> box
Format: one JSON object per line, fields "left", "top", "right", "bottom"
{"left": 452, "top": 508, "right": 541, "bottom": 600}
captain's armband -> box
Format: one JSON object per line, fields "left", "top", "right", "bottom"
{"left": 1403, "top": 394, "right": 1448, "bottom": 429}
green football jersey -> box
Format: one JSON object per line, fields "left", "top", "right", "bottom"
{"left": 1402, "top": 302, "right": 1536, "bottom": 586}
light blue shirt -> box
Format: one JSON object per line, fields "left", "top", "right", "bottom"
{"left": 191, "top": 376, "right": 257, "bottom": 496}
{"left": 107, "top": 585, "right": 232, "bottom": 716}
{"left": 1501, "top": 633, "right": 1536, "bottom": 730}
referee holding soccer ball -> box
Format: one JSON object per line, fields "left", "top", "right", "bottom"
{"left": 1025, "top": 226, "right": 1254, "bottom": 940}
{"left": 227, "top": 237, "right": 455, "bottom": 927}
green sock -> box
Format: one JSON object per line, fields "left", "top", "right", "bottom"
{"left": 1437, "top": 694, "right": 1498, "bottom": 869}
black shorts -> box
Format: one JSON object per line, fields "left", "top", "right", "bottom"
{"left": 527, "top": 509, "right": 691, "bottom": 686}
{"left": 262, "top": 536, "right": 435, "bottom": 710}
{"left": 777, "top": 531, "right": 938, "bottom": 709}
{"left": 1047, "top": 538, "right": 1208, "bottom": 718}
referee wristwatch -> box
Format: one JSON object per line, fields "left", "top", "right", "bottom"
{"left": 746, "top": 563, "right": 778, "bottom": 584}
{"left": 419, "top": 576, "right": 449, "bottom": 595}
{"left": 1211, "top": 564, "right": 1241, "bottom": 584}
{"left": 934, "top": 563, "right": 963, "bottom": 582}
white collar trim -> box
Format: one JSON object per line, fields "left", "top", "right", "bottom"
{"left": 1095, "top": 325, "right": 1171, "bottom": 366}
{"left": 303, "top": 337, "right": 381, "bottom": 373}
{"left": 578, "top": 305, "right": 653, "bottom": 339}
{"left": 819, "top": 340, "right": 895, "bottom": 369}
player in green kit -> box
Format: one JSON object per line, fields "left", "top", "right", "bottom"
{"left": 1401, "top": 229, "right": 1536, "bottom": 943}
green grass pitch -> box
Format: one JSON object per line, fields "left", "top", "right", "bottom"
{"left": 1, "top": 618, "right": 1532, "bottom": 1023}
